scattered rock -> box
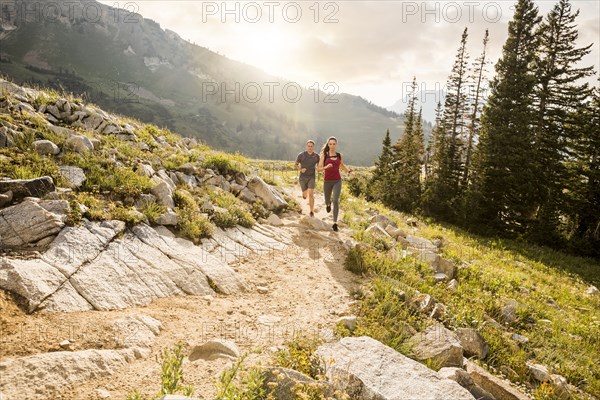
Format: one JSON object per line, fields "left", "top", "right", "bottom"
{"left": 65, "top": 134, "right": 94, "bottom": 154}
{"left": 385, "top": 224, "right": 407, "bottom": 239}
{"left": 0, "top": 190, "right": 13, "bottom": 207}
{"left": 438, "top": 367, "right": 495, "bottom": 400}
{"left": 586, "top": 285, "right": 599, "bottom": 295}
{"left": 447, "top": 279, "right": 459, "bottom": 292}
{"left": 315, "top": 336, "right": 474, "bottom": 400}
{"left": 0, "top": 176, "right": 55, "bottom": 201}
{"left": 369, "top": 214, "right": 397, "bottom": 229}
{"left": 238, "top": 187, "right": 257, "bottom": 203}
{"left": 455, "top": 328, "right": 489, "bottom": 360}
{"left": 300, "top": 216, "right": 330, "bottom": 231}
{"left": 434, "top": 273, "right": 449, "bottom": 283}
{"left": 189, "top": 339, "right": 240, "bottom": 361}
{"left": 265, "top": 213, "right": 283, "bottom": 226}
{"left": 407, "top": 323, "right": 464, "bottom": 368}
{"left": 32, "top": 139, "right": 60, "bottom": 155}
{"left": 246, "top": 177, "right": 287, "bottom": 211}
{"left": 409, "top": 293, "right": 435, "bottom": 314}
{"left": 336, "top": 316, "right": 357, "bottom": 332}
{"left": 500, "top": 299, "right": 518, "bottom": 325}
{"left": 429, "top": 303, "right": 447, "bottom": 320}
{"left": 466, "top": 360, "right": 529, "bottom": 400}
{"left": 257, "top": 286, "right": 269, "bottom": 294}
{"left": 95, "top": 388, "right": 111, "bottom": 399}
{"left": 262, "top": 367, "right": 334, "bottom": 399}
{"left": 59, "top": 340, "right": 72, "bottom": 350}
{"left": 512, "top": 333, "right": 529, "bottom": 345}
{"left": 136, "top": 163, "right": 155, "bottom": 177}
{"left": 156, "top": 209, "right": 178, "bottom": 226}
{"left": 365, "top": 222, "right": 392, "bottom": 238}
{"left": 150, "top": 178, "right": 175, "bottom": 209}
{"left": 59, "top": 166, "right": 86, "bottom": 189}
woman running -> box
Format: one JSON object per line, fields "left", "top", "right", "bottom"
{"left": 318, "top": 136, "right": 353, "bottom": 232}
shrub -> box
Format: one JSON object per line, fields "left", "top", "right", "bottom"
{"left": 273, "top": 336, "right": 325, "bottom": 380}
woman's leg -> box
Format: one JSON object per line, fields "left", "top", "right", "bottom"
{"left": 324, "top": 181, "right": 333, "bottom": 208}
{"left": 332, "top": 180, "right": 342, "bottom": 223}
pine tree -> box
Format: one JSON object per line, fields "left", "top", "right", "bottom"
{"left": 564, "top": 83, "right": 600, "bottom": 256}
{"left": 389, "top": 78, "right": 423, "bottom": 212}
{"left": 370, "top": 129, "right": 394, "bottom": 203}
{"left": 530, "top": 0, "right": 595, "bottom": 242}
{"left": 468, "top": 0, "right": 541, "bottom": 234}
{"left": 463, "top": 29, "right": 490, "bottom": 187}
{"left": 422, "top": 28, "right": 470, "bottom": 220}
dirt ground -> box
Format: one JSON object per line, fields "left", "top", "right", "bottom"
{"left": 0, "top": 188, "right": 362, "bottom": 399}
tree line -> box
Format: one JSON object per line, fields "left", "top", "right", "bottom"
{"left": 361, "top": 0, "right": 599, "bottom": 257}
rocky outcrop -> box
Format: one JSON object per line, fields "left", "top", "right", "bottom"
{"left": 0, "top": 199, "right": 64, "bottom": 248}
{"left": 246, "top": 176, "right": 287, "bottom": 211}
{"left": 315, "top": 336, "right": 475, "bottom": 400}
{"left": 0, "top": 348, "right": 146, "bottom": 400}
{"left": 407, "top": 323, "right": 464, "bottom": 368}
{"left": 0, "top": 176, "right": 55, "bottom": 202}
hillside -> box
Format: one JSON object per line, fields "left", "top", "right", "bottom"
{"left": 0, "top": 0, "right": 426, "bottom": 165}
{"left": 0, "top": 79, "right": 598, "bottom": 400}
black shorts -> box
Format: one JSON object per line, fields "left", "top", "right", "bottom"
{"left": 299, "top": 176, "right": 316, "bottom": 191}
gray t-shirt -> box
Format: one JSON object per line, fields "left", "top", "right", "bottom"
{"left": 296, "top": 151, "right": 320, "bottom": 178}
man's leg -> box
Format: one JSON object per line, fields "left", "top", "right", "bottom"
{"left": 308, "top": 188, "right": 315, "bottom": 213}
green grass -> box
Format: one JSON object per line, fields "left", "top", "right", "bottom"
{"left": 208, "top": 187, "right": 255, "bottom": 228}
{"left": 339, "top": 192, "right": 600, "bottom": 399}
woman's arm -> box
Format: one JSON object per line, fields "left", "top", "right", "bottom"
{"left": 339, "top": 154, "right": 352, "bottom": 173}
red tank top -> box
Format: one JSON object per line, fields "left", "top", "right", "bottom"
{"left": 324, "top": 152, "right": 342, "bottom": 181}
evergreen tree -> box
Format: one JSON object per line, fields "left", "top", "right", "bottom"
{"left": 530, "top": 0, "right": 595, "bottom": 242}
{"left": 463, "top": 29, "right": 490, "bottom": 187}
{"left": 370, "top": 129, "right": 394, "bottom": 203}
{"left": 422, "top": 28, "right": 470, "bottom": 219}
{"left": 564, "top": 83, "right": 600, "bottom": 256}
{"left": 389, "top": 78, "right": 423, "bottom": 212}
{"left": 468, "top": 0, "right": 541, "bottom": 234}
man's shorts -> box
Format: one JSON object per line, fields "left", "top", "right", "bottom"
{"left": 299, "top": 176, "right": 316, "bottom": 192}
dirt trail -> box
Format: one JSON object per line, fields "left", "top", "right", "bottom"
{"left": 0, "top": 189, "right": 361, "bottom": 399}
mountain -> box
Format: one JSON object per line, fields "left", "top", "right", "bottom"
{"left": 0, "top": 0, "right": 406, "bottom": 165}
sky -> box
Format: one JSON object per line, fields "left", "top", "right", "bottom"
{"left": 99, "top": 0, "right": 600, "bottom": 121}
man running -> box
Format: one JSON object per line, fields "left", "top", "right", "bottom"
{"left": 294, "top": 140, "right": 320, "bottom": 217}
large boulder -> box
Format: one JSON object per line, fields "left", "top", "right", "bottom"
{"left": 315, "top": 336, "right": 475, "bottom": 400}
{"left": 0, "top": 348, "right": 143, "bottom": 400}
{"left": 0, "top": 176, "right": 55, "bottom": 201}
{"left": 407, "top": 323, "right": 464, "bottom": 368}
{"left": 0, "top": 200, "right": 64, "bottom": 248}
{"left": 246, "top": 176, "right": 287, "bottom": 211}
{"left": 150, "top": 177, "right": 175, "bottom": 209}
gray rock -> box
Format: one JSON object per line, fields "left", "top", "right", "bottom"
{"left": 135, "top": 193, "right": 158, "bottom": 208}
{"left": 0, "top": 348, "right": 142, "bottom": 400}
{"left": 0, "top": 200, "right": 64, "bottom": 248}
{"left": 38, "top": 199, "right": 70, "bottom": 217}
{"left": 238, "top": 187, "right": 257, "bottom": 203}
{"left": 512, "top": 333, "right": 529, "bottom": 344}
{"left": 300, "top": 216, "right": 330, "bottom": 231}
{"left": 65, "top": 135, "right": 93, "bottom": 154}
{"left": 59, "top": 166, "right": 86, "bottom": 189}
{"left": 409, "top": 293, "right": 435, "bottom": 314}
{"left": 315, "top": 336, "right": 474, "bottom": 400}
{"left": 82, "top": 113, "right": 105, "bottom": 131}
{"left": 156, "top": 209, "right": 178, "bottom": 226}
{"left": 369, "top": 213, "right": 397, "bottom": 229}
{"left": 266, "top": 213, "right": 283, "bottom": 226}
{"left": 430, "top": 303, "right": 447, "bottom": 320}
{"left": 189, "top": 339, "right": 239, "bottom": 361}
{"left": 113, "top": 314, "right": 161, "bottom": 347}
{"left": 455, "top": 328, "right": 489, "bottom": 360}
{"left": 0, "top": 190, "right": 13, "bottom": 207}
{"left": 438, "top": 257, "right": 457, "bottom": 279}
{"left": 526, "top": 363, "right": 551, "bottom": 382}
{"left": 175, "top": 172, "right": 196, "bottom": 188}
{"left": 500, "top": 299, "right": 518, "bottom": 325}
{"left": 136, "top": 163, "right": 155, "bottom": 177}
{"left": 156, "top": 169, "right": 176, "bottom": 189}
{"left": 365, "top": 223, "right": 392, "bottom": 238}
{"left": 586, "top": 285, "right": 599, "bottom": 295}
{"left": 262, "top": 367, "right": 334, "bottom": 400}
{"left": 229, "top": 182, "right": 245, "bottom": 195}
{"left": 434, "top": 273, "right": 449, "bottom": 282}
{"left": 447, "top": 279, "right": 459, "bottom": 292}
{"left": 385, "top": 225, "right": 407, "bottom": 239}
{"left": 407, "top": 323, "right": 464, "bottom": 368}
{"left": 0, "top": 176, "right": 55, "bottom": 201}
{"left": 466, "top": 360, "right": 529, "bottom": 400}
{"left": 150, "top": 177, "right": 175, "bottom": 209}
{"left": 32, "top": 139, "right": 60, "bottom": 155}
{"left": 439, "top": 367, "right": 496, "bottom": 400}
{"left": 336, "top": 316, "right": 357, "bottom": 332}
{"left": 246, "top": 176, "right": 287, "bottom": 211}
